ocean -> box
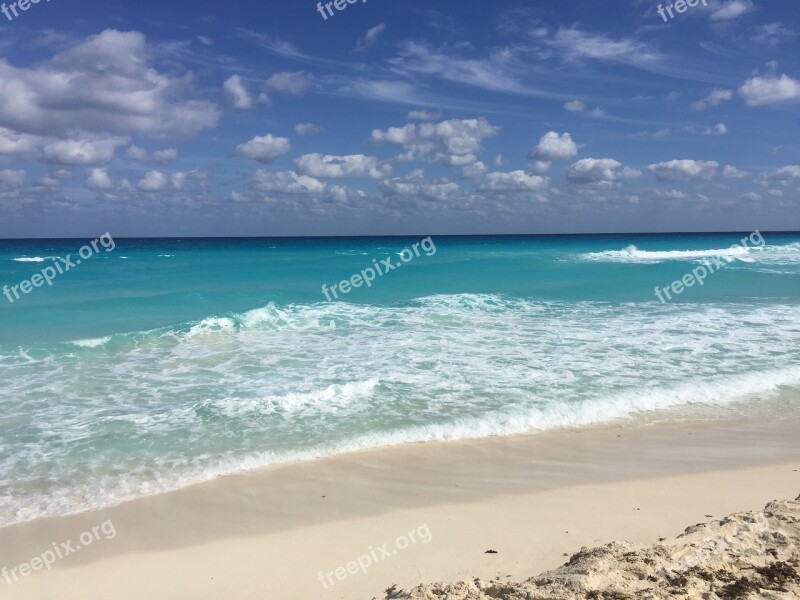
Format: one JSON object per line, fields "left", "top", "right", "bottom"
{"left": 1, "top": 233, "right": 799, "bottom": 526}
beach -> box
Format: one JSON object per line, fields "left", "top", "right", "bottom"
{"left": 1, "top": 413, "right": 799, "bottom": 599}
{"left": 2, "top": 0, "right": 799, "bottom": 594}
{"left": 2, "top": 235, "right": 799, "bottom": 599}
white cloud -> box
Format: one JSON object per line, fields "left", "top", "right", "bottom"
{"left": 43, "top": 135, "right": 129, "bottom": 165}
{"left": 462, "top": 162, "right": 487, "bottom": 178}
{"left": 655, "top": 189, "right": 688, "bottom": 199}
{"left": 388, "top": 41, "right": 536, "bottom": 96}
{"left": 0, "top": 127, "right": 38, "bottom": 156}
{"left": 248, "top": 169, "right": 326, "bottom": 194}
{"left": 85, "top": 168, "right": 113, "bottom": 190}
{"left": 691, "top": 89, "right": 733, "bottom": 110}
{"left": 371, "top": 118, "right": 500, "bottom": 165}
{"left": 170, "top": 172, "right": 187, "bottom": 190}
{"left": 127, "top": 145, "right": 149, "bottom": 162}
{"left": 751, "top": 23, "right": 796, "bottom": 46}
{"left": 546, "top": 27, "right": 658, "bottom": 65}
{"left": 0, "top": 30, "right": 220, "bottom": 139}
{"left": 767, "top": 165, "right": 800, "bottom": 180}
{"left": 704, "top": 123, "right": 728, "bottom": 136}
{"left": 153, "top": 148, "right": 178, "bottom": 163}
{"left": 530, "top": 160, "right": 551, "bottom": 174}
{"left": 0, "top": 169, "right": 25, "bottom": 188}
{"left": 742, "top": 191, "right": 763, "bottom": 201}
{"left": 294, "top": 153, "right": 391, "bottom": 180}
{"left": 264, "top": 72, "right": 313, "bottom": 96}
{"left": 722, "top": 165, "right": 751, "bottom": 178}
{"left": 564, "top": 100, "right": 587, "bottom": 112}
{"left": 711, "top": 0, "right": 754, "bottom": 21}
{"left": 128, "top": 146, "right": 178, "bottom": 163}
{"left": 356, "top": 24, "right": 386, "bottom": 51}
{"left": 137, "top": 170, "right": 168, "bottom": 192}
{"left": 223, "top": 75, "right": 253, "bottom": 109}
{"left": 479, "top": 170, "right": 548, "bottom": 191}
{"left": 739, "top": 74, "right": 800, "bottom": 106}
{"left": 234, "top": 134, "right": 291, "bottom": 163}
{"left": 381, "top": 173, "right": 460, "bottom": 201}
{"left": 566, "top": 158, "right": 639, "bottom": 184}
{"left": 294, "top": 123, "right": 323, "bottom": 136}
{"left": 648, "top": 160, "right": 719, "bottom": 181}
{"left": 529, "top": 132, "right": 578, "bottom": 161}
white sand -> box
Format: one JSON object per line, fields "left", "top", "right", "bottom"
{"left": 1, "top": 415, "right": 799, "bottom": 599}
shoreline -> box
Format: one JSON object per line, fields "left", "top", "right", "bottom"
{"left": 3, "top": 396, "right": 796, "bottom": 530}
{"left": 1, "top": 414, "right": 800, "bottom": 598}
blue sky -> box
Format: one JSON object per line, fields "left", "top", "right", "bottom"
{"left": 0, "top": 0, "right": 798, "bottom": 237}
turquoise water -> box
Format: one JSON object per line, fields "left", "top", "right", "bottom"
{"left": 1, "top": 233, "right": 799, "bottom": 525}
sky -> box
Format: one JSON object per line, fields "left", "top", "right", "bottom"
{"left": 0, "top": 0, "right": 798, "bottom": 237}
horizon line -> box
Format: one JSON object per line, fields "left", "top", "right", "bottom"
{"left": 1, "top": 230, "right": 799, "bottom": 241}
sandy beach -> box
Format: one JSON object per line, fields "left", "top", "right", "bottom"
{"left": 1, "top": 413, "right": 799, "bottom": 599}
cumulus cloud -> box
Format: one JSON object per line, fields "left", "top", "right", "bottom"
{"left": 223, "top": 75, "right": 254, "bottom": 109}
{"left": 691, "top": 89, "right": 733, "bottom": 110}
{"left": 370, "top": 118, "right": 499, "bottom": 165}
{"left": 170, "top": 172, "right": 187, "bottom": 190}
{"left": 264, "top": 72, "right": 313, "bottom": 96}
{"left": 766, "top": 165, "right": 800, "bottom": 180}
{"left": 0, "top": 127, "right": 38, "bottom": 157}
{"left": 137, "top": 170, "right": 168, "bottom": 192}
{"left": 381, "top": 172, "right": 460, "bottom": 201}
{"left": 566, "top": 158, "right": 640, "bottom": 184}
{"left": 647, "top": 159, "right": 719, "bottom": 181}
{"left": 85, "top": 168, "right": 113, "bottom": 190}
{"left": 127, "top": 145, "right": 149, "bottom": 162}
{"left": 0, "top": 30, "right": 220, "bottom": 139}
{"left": 654, "top": 189, "right": 688, "bottom": 199}
{"left": 739, "top": 74, "right": 800, "bottom": 106}
{"left": 704, "top": 123, "right": 728, "bottom": 136}
{"left": 248, "top": 169, "right": 326, "bottom": 194}
{"left": 294, "top": 153, "right": 392, "bottom": 179}
{"left": 153, "top": 148, "right": 178, "bottom": 163}
{"left": 294, "top": 123, "right": 323, "bottom": 136}
{"left": 233, "top": 134, "right": 291, "bottom": 163}
{"left": 530, "top": 160, "right": 552, "bottom": 174}
{"left": 462, "top": 162, "right": 487, "bottom": 178}
{"left": 0, "top": 169, "right": 25, "bottom": 188}
{"left": 127, "top": 145, "right": 178, "bottom": 163}
{"left": 564, "top": 100, "right": 587, "bottom": 112}
{"left": 479, "top": 170, "right": 548, "bottom": 191}
{"left": 43, "top": 135, "right": 129, "bottom": 165}
{"left": 723, "top": 165, "right": 751, "bottom": 178}
{"left": 529, "top": 132, "right": 578, "bottom": 161}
